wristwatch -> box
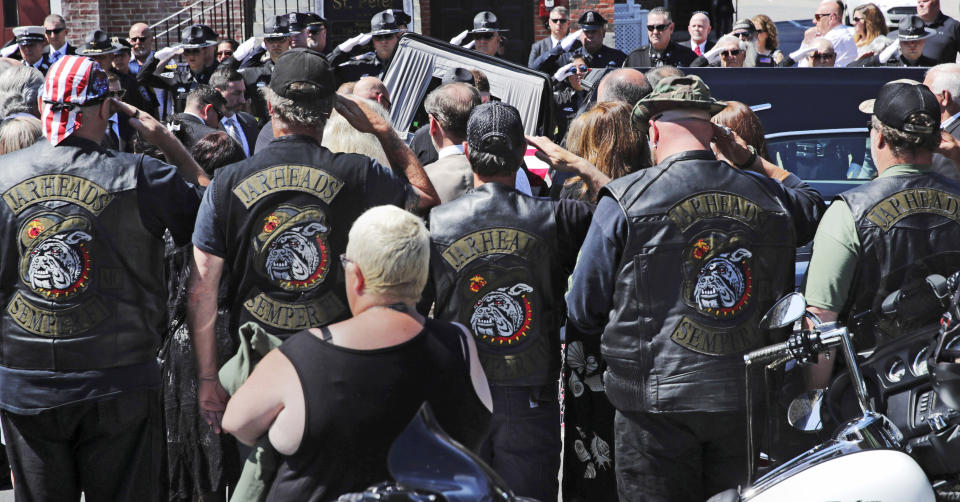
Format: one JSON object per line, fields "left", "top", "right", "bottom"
{"left": 735, "top": 145, "right": 758, "bottom": 169}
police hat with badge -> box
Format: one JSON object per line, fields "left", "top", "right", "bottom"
{"left": 13, "top": 26, "right": 45, "bottom": 46}
{"left": 287, "top": 12, "right": 323, "bottom": 33}
{"left": 578, "top": 10, "right": 608, "bottom": 31}
{"left": 180, "top": 24, "right": 218, "bottom": 49}
{"left": 470, "top": 11, "right": 509, "bottom": 34}
{"left": 261, "top": 14, "right": 300, "bottom": 39}
{"left": 76, "top": 30, "right": 124, "bottom": 56}
{"left": 371, "top": 10, "right": 404, "bottom": 36}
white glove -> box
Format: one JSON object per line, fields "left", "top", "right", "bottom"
{"left": 233, "top": 36, "right": 258, "bottom": 61}
{"left": 450, "top": 30, "right": 469, "bottom": 45}
{"left": 1, "top": 44, "right": 18, "bottom": 58}
{"left": 338, "top": 33, "right": 371, "bottom": 53}
{"left": 879, "top": 39, "right": 900, "bottom": 64}
{"left": 703, "top": 44, "right": 725, "bottom": 64}
{"left": 155, "top": 45, "right": 182, "bottom": 62}
{"left": 788, "top": 45, "right": 817, "bottom": 64}
{"left": 561, "top": 29, "right": 582, "bottom": 51}
{"left": 465, "top": 40, "right": 475, "bottom": 49}
{"left": 553, "top": 62, "right": 576, "bottom": 82}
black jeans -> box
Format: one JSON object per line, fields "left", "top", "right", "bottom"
{"left": 614, "top": 409, "right": 748, "bottom": 502}
{"left": 478, "top": 385, "right": 561, "bottom": 502}
{"left": 1, "top": 388, "right": 162, "bottom": 502}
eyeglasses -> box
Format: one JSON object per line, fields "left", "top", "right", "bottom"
{"left": 129, "top": 36, "right": 146, "bottom": 42}
{"left": 474, "top": 32, "right": 497, "bottom": 40}
{"left": 550, "top": 18, "right": 569, "bottom": 24}
{"left": 183, "top": 48, "right": 203, "bottom": 55}
{"left": 866, "top": 119, "right": 876, "bottom": 131}
{"left": 307, "top": 26, "right": 326, "bottom": 34}
{"left": 811, "top": 52, "right": 836, "bottom": 60}
{"left": 720, "top": 49, "right": 744, "bottom": 57}
{"left": 339, "top": 253, "right": 354, "bottom": 268}
{"left": 647, "top": 23, "right": 672, "bottom": 32}
{"left": 814, "top": 13, "right": 835, "bottom": 21}
{"left": 853, "top": 16, "right": 865, "bottom": 23}
{"left": 108, "top": 89, "right": 126, "bottom": 99}
{"left": 733, "top": 31, "right": 754, "bottom": 40}
{"left": 265, "top": 37, "right": 287, "bottom": 44}
{"left": 45, "top": 27, "right": 65, "bottom": 36}
{"left": 217, "top": 50, "right": 234, "bottom": 57}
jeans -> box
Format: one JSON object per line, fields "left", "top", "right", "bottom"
{"left": 1, "top": 388, "right": 162, "bottom": 502}
{"left": 478, "top": 385, "right": 561, "bottom": 502}
{"left": 614, "top": 409, "right": 748, "bottom": 502}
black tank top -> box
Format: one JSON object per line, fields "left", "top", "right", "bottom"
{"left": 267, "top": 319, "right": 489, "bottom": 502}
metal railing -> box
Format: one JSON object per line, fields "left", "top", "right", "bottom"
{"left": 150, "top": 0, "right": 244, "bottom": 49}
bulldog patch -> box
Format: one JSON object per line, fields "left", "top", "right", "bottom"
{"left": 460, "top": 267, "right": 538, "bottom": 347}
{"left": 253, "top": 205, "right": 331, "bottom": 292}
{"left": 18, "top": 212, "right": 94, "bottom": 299}
{"left": 683, "top": 232, "right": 753, "bottom": 319}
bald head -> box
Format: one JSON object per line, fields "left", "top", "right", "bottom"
{"left": 424, "top": 82, "right": 481, "bottom": 143}
{"left": 808, "top": 38, "right": 836, "bottom": 67}
{"left": 597, "top": 68, "right": 652, "bottom": 106}
{"left": 353, "top": 77, "right": 391, "bottom": 110}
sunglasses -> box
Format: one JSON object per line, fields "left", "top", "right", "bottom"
{"left": 474, "top": 32, "right": 498, "bottom": 40}
{"left": 108, "top": 89, "right": 126, "bottom": 99}
{"left": 550, "top": 18, "right": 569, "bottom": 24}
{"left": 183, "top": 48, "right": 203, "bottom": 55}
{"left": 811, "top": 52, "right": 836, "bottom": 60}
{"left": 129, "top": 36, "right": 146, "bottom": 42}
{"left": 720, "top": 49, "right": 744, "bottom": 57}
{"left": 853, "top": 16, "right": 865, "bottom": 23}
{"left": 264, "top": 37, "right": 287, "bottom": 43}
{"left": 733, "top": 31, "right": 754, "bottom": 39}
{"left": 45, "top": 27, "right": 65, "bottom": 36}
{"left": 814, "top": 13, "right": 834, "bottom": 21}
{"left": 339, "top": 253, "right": 354, "bottom": 268}
{"left": 307, "top": 26, "right": 326, "bottom": 33}
{"left": 217, "top": 50, "right": 233, "bottom": 56}
{"left": 647, "top": 23, "right": 672, "bottom": 32}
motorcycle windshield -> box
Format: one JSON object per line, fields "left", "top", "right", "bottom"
{"left": 387, "top": 402, "right": 513, "bottom": 502}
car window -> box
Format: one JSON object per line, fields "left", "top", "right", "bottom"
{"left": 767, "top": 131, "right": 875, "bottom": 183}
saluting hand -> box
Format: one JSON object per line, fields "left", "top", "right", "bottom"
{"left": 334, "top": 94, "right": 389, "bottom": 135}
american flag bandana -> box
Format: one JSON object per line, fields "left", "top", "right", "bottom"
{"left": 40, "top": 55, "right": 110, "bottom": 145}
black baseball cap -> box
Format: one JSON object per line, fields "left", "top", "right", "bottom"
{"left": 270, "top": 48, "right": 335, "bottom": 101}
{"left": 731, "top": 19, "right": 757, "bottom": 36}
{"left": 859, "top": 80, "right": 939, "bottom": 135}
{"left": 467, "top": 102, "right": 525, "bottom": 158}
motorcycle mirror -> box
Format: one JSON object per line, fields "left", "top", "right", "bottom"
{"left": 387, "top": 403, "right": 515, "bottom": 502}
{"left": 787, "top": 389, "right": 824, "bottom": 432}
{"left": 759, "top": 292, "right": 807, "bottom": 330}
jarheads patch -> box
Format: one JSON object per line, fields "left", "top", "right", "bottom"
{"left": 18, "top": 212, "right": 94, "bottom": 299}
{"left": 461, "top": 267, "right": 538, "bottom": 347}
{"left": 253, "top": 205, "right": 331, "bottom": 292}
{"left": 683, "top": 232, "right": 753, "bottom": 319}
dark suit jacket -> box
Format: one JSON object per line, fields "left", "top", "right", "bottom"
{"left": 171, "top": 113, "right": 220, "bottom": 151}
{"left": 528, "top": 36, "right": 558, "bottom": 68}
{"left": 226, "top": 111, "right": 260, "bottom": 157}
{"left": 933, "top": 118, "right": 960, "bottom": 181}
{"left": 624, "top": 41, "right": 698, "bottom": 67}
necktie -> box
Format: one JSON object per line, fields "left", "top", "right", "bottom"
{"left": 225, "top": 118, "right": 248, "bottom": 157}
{"left": 694, "top": 45, "right": 702, "bottom": 56}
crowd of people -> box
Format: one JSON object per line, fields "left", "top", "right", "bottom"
{"left": 2, "top": 1, "right": 960, "bottom": 502}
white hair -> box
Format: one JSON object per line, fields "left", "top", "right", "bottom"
{"left": 0, "top": 65, "right": 44, "bottom": 118}
{"left": 0, "top": 116, "right": 42, "bottom": 155}
{"left": 345, "top": 205, "right": 430, "bottom": 302}
{"left": 716, "top": 34, "right": 757, "bottom": 68}
{"left": 321, "top": 97, "right": 391, "bottom": 167}
{"left": 926, "top": 64, "right": 960, "bottom": 106}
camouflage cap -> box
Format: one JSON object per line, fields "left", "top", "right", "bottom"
{"left": 632, "top": 75, "right": 726, "bottom": 129}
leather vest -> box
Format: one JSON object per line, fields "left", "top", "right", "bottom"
{"left": 430, "top": 183, "right": 561, "bottom": 386}
{"left": 601, "top": 151, "right": 797, "bottom": 412}
{"left": 839, "top": 170, "right": 960, "bottom": 331}
{"left": 212, "top": 135, "right": 368, "bottom": 338}
{"left": 0, "top": 139, "right": 167, "bottom": 370}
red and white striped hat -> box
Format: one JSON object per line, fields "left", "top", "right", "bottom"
{"left": 40, "top": 55, "right": 110, "bottom": 145}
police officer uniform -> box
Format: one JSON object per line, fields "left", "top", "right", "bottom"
{"left": 329, "top": 10, "right": 403, "bottom": 84}
{"left": 805, "top": 82, "right": 960, "bottom": 347}
{"left": 192, "top": 49, "right": 418, "bottom": 339}
{"left": 855, "top": 16, "right": 940, "bottom": 68}
{"left": 11, "top": 26, "right": 51, "bottom": 74}
{"left": 0, "top": 55, "right": 201, "bottom": 501}
{"left": 565, "top": 76, "right": 824, "bottom": 501}
{"left": 428, "top": 102, "right": 594, "bottom": 502}
{"left": 137, "top": 24, "right": 219, "bottom": 115}
{"left": 531, "top": 11, "right": 627, "bottom": 75}
{"left": 238, "top": 15, "right": 297, "bottom": 124}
